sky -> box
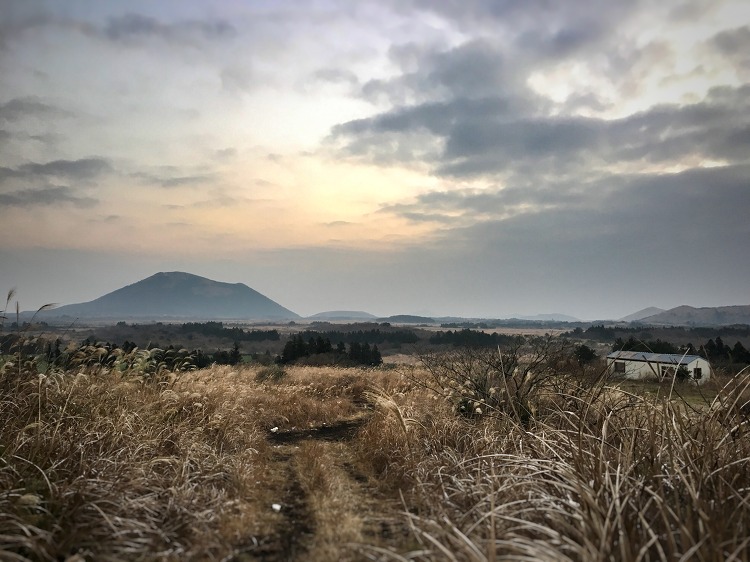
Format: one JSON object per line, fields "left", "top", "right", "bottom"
{"left": 1, "top": 0, "right": 749, "bottom": 321}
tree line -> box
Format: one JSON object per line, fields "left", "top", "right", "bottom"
{"left": 429, "top": 329, "right": 518, "bottom": 348}
{"left": 279, "top": 334, "right": 382, "bottom": 366}
{"left": 294, "top": 328, "right": 418, "bottom": 346}
{"left": 178, "top": 321, "right": 280, "bottom": 341}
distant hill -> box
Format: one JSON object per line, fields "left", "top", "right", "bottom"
{"left": 639, "top": 305, "right": 750, "bottom": 326}
{"left": 378, "top": 315, "right": 436, "bottom": 324}
{"left": 621, "top": 307, "right": 665, "bottom": 322}
{"left": 39, "top": 272, "right": 299, "bottom": 320}
{"left": 516, "top": 313, "right": 581, "bottom": 322}
{"left": 307, "top": 311, "right": 377, "bottom": 321}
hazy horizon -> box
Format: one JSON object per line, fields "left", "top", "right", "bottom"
{"left": 4, "top": 269, "right": 746, "bottom": 322}
{"left": 2, "top": 1, "right": 749, "bottom": 320}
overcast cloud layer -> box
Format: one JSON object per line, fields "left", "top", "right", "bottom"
{"left": 1, "top": 0, "right": 748, "bottom": 319}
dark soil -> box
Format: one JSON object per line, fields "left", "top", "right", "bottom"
{"left": 236, "top": 415, "right": 374, "bottom": 561}
{"left": 266, "top": 417, "right": 369, "bottom": 445}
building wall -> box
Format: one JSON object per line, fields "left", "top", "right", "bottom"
{"left": 608, "top": 357, "right": 711, "bottom": 383}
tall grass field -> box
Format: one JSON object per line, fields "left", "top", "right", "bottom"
{"left": 1, "top": 335, "right": 749, "bottom": 561}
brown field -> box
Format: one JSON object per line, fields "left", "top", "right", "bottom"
{"left": 1, "top": 344, "right": 749, "bottom": 561}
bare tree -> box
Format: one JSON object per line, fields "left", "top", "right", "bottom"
{"left": 416, "top": 335, "right": 574, "bottom": 424}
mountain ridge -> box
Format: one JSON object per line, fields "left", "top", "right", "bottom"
{"left": 638, "top": 304, "right": 750, "bottom": 326}
{"left": 39, "top": 272, "right": 299, "bottom": 320}
{"left": 620, "top": 307, "right": 666, "bottom": 322}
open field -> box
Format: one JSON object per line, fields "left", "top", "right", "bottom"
{"left": 1, "top": 342, "right": 750, "bottom": 561}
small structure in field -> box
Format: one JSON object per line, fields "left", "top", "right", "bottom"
{"left": 607, "top": 351, "right": 711, "bottom": 384}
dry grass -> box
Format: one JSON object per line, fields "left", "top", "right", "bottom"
{"left": 356, "top": 363, "right": 750, "bottom": 561}
{"left": 1, "top": 348, "right": 749, "bottom": 561}
{"left": 0, "top": 366, "right": 274, "bottom": 560}
{"left": 0, "top": 359, "right": 412, "bottom": 561}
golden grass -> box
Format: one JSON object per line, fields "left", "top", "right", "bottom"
{"left": 1, "top": 354, "right": 749, "bottom": 561}
{"left": 356, "top": 365, "right": 750, "bottom": 561}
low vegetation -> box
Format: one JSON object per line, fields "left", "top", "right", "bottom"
{"left": 1, "top": 320, "right": 749, "bottom": 560}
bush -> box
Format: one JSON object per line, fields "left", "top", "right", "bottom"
{"left": 255, "top": 364, "right": 287, "bottom": 383}
{"left": 416, "top": 335, "right": 576, "bottom": 424}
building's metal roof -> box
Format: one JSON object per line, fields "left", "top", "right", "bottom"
{"left": 607, "top": 350, "right": 704, "bottom": 365}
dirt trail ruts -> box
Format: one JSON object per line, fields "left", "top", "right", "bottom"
{"left": 232, "top": 443, "right": 312, "bottom": 562}
{"left": 266, "top": 417, "right": 366, "bottom": 445}
{"left": 236, "top": 414, "right": 377, "bottom": 561}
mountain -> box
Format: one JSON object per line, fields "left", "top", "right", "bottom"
{"left": 40, "top": 272, "right": 299, "bottom": 320}
{"left": 621, "top": 307, "right": 665, "bottom": 322}
{"left": 307, "top": 310, "right": 377, "bottom": 321}
{"left": 639, "top": 305, "right": 750, "bottom": 326}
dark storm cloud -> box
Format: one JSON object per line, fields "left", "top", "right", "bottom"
{"left": 332, "top": 1, "right": 746, "bottom": 180}
{"left": 0, "top": 158, "right": 111, "bottom": 184}
{"left": 396, "top": 165, "right": 750, "bottom": 309}
{"left": 333, "top": 83, "right": 750, "bottom": 178}
{"left": 0, "top": 185, "right": 97, "bottom": 208}
{"left": 383, "top": 165, "right": 750, "bottom": 257}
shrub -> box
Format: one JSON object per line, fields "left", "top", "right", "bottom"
{"left": 255, "top": 364, "right": 287, "bottom": 383}
{"left": 416, "top": 335, "right": 575, "bottom": 424}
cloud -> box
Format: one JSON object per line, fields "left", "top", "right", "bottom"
{"left": 220, "top": 65, "right": 254, "bottom": 93}
{"left": 0, "top": 97, "right": 70, "bottom": 122}
{"left": 0, "top": 11, "right": 52, "bottom": 51}
{"left": 379, "top": 182, "right": 585, "bottom": 227}
{"left": 21, "top": 158, "right": 110, "bottom": 178}
{"left": 0, "top": 8, "right": 236, "bottom": 56}
{"left": 130, "top": 170, "right": 213, "bottom": 189}
{"left": 387, "top": 0, "right": 644, "bottom": 65}
{"left": 0, "top": 158, "right": 111, "bottom": 184}
{"left": 0, "top": 186, "right": 97, "bottom": 208}
{"left": 360, "top": 40, "right": 534, "bottom": 107}
{"left": 330, "top": 2, "right": 748, "bottom": 182}
{"left": 183, "top": 191, "right": 240, "bottom": 209}
{"left": 103, "top": 13, "right": 236, "bottom": 44}
{"left": 312, "top": 68, "right": 359, "bottom": 87}
{"left": 332, "top": 83, "right": 750, "bottom": 178}
{"left": 384, "top": 164, "right": 750, "bottom": 237}
{"left": 372, "top": 163, "right": 750, "bottom": 316}
{"left": 214, "top": 147, "right": 237, "bottom": 161}
{"left": 711, "top": 26, "right": 750, "bottom": 74}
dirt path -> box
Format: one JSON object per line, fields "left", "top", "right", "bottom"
{"left": 236, "top": 413, "right": 399, "bottom": 561}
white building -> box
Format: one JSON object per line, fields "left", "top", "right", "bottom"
{"left": 607, "top": 351, "right": 711, "bottom": 384}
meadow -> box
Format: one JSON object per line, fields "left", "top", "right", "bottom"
{"left": 1, "top": 338, "right": 749, "bottom": 561}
